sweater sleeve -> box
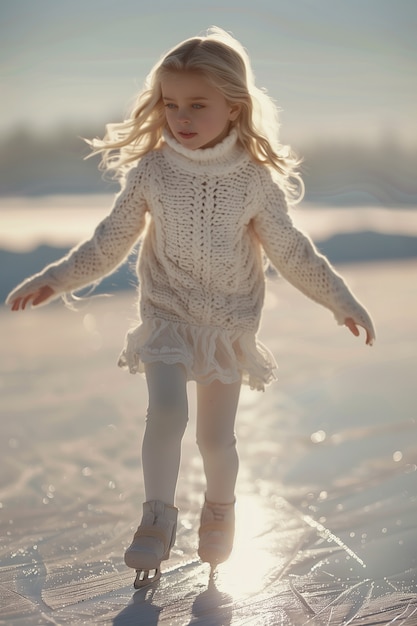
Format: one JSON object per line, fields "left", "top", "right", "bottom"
{"left": 251, "top": 168, "right": 375, "bottom": 342}
{"left": 6, "top": 163, "right": 149, "bottom": 306}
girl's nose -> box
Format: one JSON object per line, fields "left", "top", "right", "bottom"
{"left": 177, "top": 108, "right": 191, "bottom": 123}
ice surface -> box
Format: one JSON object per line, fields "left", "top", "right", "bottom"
{"left": 1, "top": 260, "right": 416, "bottom": 624}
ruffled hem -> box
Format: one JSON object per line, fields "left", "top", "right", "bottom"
{"left": 117, "top": 318, "right": 277, "bottom": 391}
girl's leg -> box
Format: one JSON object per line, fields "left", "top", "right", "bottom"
{"left": 196, "top": 378, "right": 241, "bottom": 504}
{"left": 125, "top": 362, "right": 186, "bottom": 584}
{"left": 142, "top": 362, "right": 189, "bottom": 505}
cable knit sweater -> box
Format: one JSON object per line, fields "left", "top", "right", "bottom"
{"left": 7, "top": 130, "right": 375, "bottom": 390}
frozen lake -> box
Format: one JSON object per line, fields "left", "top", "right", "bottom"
{"left": 1, "top": 250, "right": 416, "bottom": 624}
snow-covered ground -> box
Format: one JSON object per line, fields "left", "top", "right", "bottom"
{"left": 1, "top": 252, "right": 416, "bottom": 624}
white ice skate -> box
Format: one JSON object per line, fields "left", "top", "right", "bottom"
{"left": 124, "top": 499, "right": 178, "bottom": 588}
{"left": 198, "top": 497, "right": 235, "bottom": 576}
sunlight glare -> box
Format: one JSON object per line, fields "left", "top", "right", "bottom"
{"left": 215, "top": 495, "right": 285, "bottom": 598}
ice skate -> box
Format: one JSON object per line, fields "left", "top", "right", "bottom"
{"left": 124, "top": 500, "right": 178, "bottom": 589}
{"left": 198, "top": 497, "right": 235, "bottom": 574}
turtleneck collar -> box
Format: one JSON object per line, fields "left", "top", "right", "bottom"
{"left": 161, "top": 128, "right": 248, "bottom": 175}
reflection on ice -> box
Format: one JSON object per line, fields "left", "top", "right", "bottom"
{"left": 216, "top": 496, "right": 282, "bottom": 596}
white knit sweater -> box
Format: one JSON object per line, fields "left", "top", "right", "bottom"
{"left": 7, "top": 130, "right": 375, "bottom": 390}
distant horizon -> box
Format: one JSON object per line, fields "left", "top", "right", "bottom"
{"left": 1, "top": 123, "right": 416, "bottom": 203}
{"left": 3, "top": 116, "right": 416, "bottom": 151}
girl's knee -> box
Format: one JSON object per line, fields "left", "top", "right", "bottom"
{"left": 146, "top": 403, "right": 188, "bottom": 436}
{"left": 197, "top": 432, "right": 237, "bottom": 457}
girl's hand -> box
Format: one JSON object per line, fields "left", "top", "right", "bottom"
{"left": 10, "top": 285, "right": 55, "bottom": 311}
{"left": 344, "top": 317, "right": 373, "bottom": 345}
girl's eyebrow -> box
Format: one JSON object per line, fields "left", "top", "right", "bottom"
{"left": 162, "top": 96, "right": 210, "bottom": 102}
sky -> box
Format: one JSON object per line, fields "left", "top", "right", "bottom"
{"left": 1, "top": 0, "right": 416, "bottom": 147}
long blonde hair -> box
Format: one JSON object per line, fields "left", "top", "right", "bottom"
{"left": 89, "top": 27, "right": 303, "bottom": 201}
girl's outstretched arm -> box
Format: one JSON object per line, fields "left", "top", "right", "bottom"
{"left": 252, "top": 168, "right": 376, "bottom": 345}
{"left": 6, "top": 163, "right": 149, "bottom": 310}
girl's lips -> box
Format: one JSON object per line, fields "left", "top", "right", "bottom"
{"left": 178, "top": 132, "right": 197, "bottom": 139}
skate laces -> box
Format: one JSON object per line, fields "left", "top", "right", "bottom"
{"left": 212, "top": 510, "right": 225, "bottom": 522}
{"left": 210, "top": 506, "right": 228, "bottom": 522}
{"left": 204, "top": 500, "right": 234, "bottom": 523}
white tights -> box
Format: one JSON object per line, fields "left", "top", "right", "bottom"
{"left": 142, "top": 362, "right": 241, "bottom": 506}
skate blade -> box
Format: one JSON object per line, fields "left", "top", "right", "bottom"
{"left": 133, "top": 567, "right": 161, "bottom": 589}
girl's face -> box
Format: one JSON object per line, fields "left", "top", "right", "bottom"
{"left": 161, "top": 72, "right": 240, "bottom": 150}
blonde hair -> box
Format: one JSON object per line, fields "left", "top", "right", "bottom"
{"left": 89, "top": 27, "right": 303, "bottom": 201}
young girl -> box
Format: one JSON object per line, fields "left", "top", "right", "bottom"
{"left": 7, "top": 27, "right": 375, "bottom": 588}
